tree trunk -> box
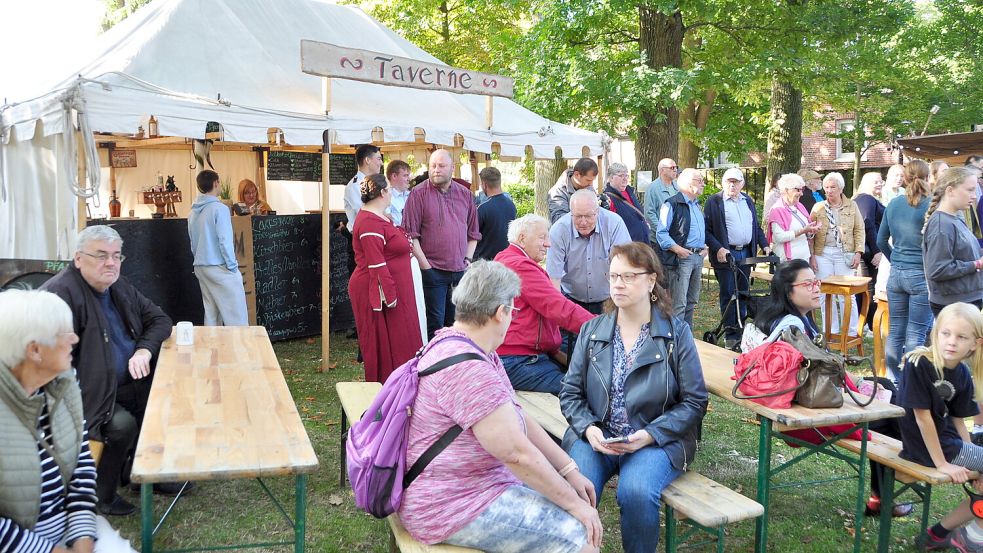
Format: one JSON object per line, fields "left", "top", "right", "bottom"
{"left": 678, "top": 90, "right": 717, "bottom": 169}
{"left": 534, "top": 149, "right": 565, "bottom": 218}
{"left": 636, "top": 7, "right": 683, "bottom": 173}
{"left": 766, "top": 77, "right": 803, "bottom": 181}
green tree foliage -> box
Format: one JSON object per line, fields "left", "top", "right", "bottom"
{"left": 101, "top": 0, "right": 152, "bottom": 31}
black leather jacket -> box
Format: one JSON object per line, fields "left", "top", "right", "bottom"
{"left": 559, "top": 305, "right": 708, "bottom": 470}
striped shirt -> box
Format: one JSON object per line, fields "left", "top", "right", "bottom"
{"left": 0, "top": 392, "right": 97, "bottom": 552}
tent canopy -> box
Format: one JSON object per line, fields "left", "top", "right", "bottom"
{"left": 1, "top": 0, "right": 603, "bottom": 159}
{"left": 897, "top": 131, "right": 983, "bottom": 164}
{"left": 0, "top": 0, "right": 604, "bottom": 259}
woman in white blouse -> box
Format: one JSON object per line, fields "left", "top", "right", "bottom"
{"left": 766, "top": 173, "right": 821, "bottom": 263}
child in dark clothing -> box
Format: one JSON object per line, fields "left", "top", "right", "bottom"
{"left": 899, "top": 303, "right": 983, "bottom": 551}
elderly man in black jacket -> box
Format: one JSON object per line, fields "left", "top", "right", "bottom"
{"left": 704, "top": 168, "right": 770, "bottom": 349}
{"left": 42, "top": 225, "right": 174, "bottom": 516}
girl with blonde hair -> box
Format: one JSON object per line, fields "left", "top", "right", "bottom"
{"left": 899, "top": 303, "right": 983, "bottom": 550}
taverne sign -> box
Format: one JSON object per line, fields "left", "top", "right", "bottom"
{"left": 300, "top": 40, "right": 514, "bottom": 98}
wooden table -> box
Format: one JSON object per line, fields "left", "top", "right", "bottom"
{"left": 819, "top": 275, "right": 871, "bottom": 355}
{"left": 132, "top": 326, "right": 319, "bottom": 553}
{"left": 696, "top": 340, "right": 903, "bottom": 553}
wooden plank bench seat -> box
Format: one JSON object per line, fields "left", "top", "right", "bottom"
{"left": 515, "top": 391, "right": 763, "bottom": 553}
{"left": 836, "top": 431, "right": 980, "bottom": 553}
{"left": 336, "top": 382, "right": 479, "bottom": 553}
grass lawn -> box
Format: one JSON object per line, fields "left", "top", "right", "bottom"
{"left": 110, "top": 278, "right": 962, "bottom": 552}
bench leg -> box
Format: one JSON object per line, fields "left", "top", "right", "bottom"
{"left": 754, "top": 416, "right": 773, "bottom": 553}
{"left": 340, "top": 406, "right": 348, "bottom": 487}
{"left": 877, "top": 468, "right": 896, "bottom": 553}
{"left": 295, "top": 474, "right": 308, "bottom": 553}
{"left": 716, "top": 526, "right": 725, "bottom": 553}
{"left": 664, "top": 504, "right": 677, "bottom": 553}
{"left": 389, "top": 528, "right": 397, "bottom": 553}
{"left": 920, "top": 484, "right": 933, "bottom": 536}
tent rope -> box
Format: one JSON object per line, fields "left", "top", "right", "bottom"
{"left": 61, "top": 84, "right": 102, "bottom": 204}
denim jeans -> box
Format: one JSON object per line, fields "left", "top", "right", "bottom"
{"left": 885, "top": 267, "right": 933, "bottom": 378}
{"left": 666, "top": 253, "right": 704, "bottom": 327}
{"left": 713, "top": 248, "right": 752, "bottom": 342}
{"left": 567, "top": 438, "right": 681, "bottom": 553}
{"left": 421, "top": 268, "right": 464, "bottom": 339}
{"left": 501, "top": 354, "right": 565, "bottom": 394}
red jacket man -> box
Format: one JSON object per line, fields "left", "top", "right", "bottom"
{"left": 495, "top": 214, "right": 594, "bottom": 394}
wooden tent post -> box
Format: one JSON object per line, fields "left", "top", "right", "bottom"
{"left": 320, "top": 130, "right": 331, "bottom": 372}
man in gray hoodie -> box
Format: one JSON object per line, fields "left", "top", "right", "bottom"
{"left": 188, "top": 170, "right": 248, "bottom": 326}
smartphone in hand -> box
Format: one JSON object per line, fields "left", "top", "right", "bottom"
{"left": 602, "top": 435, "right": 630, "bottom": 444}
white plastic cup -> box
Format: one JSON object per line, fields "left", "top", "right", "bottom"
{"left": 175, "top": 322, "right": 194, "bottom": 346}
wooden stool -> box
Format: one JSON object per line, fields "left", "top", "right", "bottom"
{"left": 819, "top": 275, "right": 871, "bottom": 356}
{"left": 872, "top": 291, "right": 889, "bottom": 377}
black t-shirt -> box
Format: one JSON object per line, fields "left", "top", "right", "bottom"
{"left": 474, "top": 194, "right": 517, "bottom": 261}
{"left": 898, "top": 355, "right": 979, "bottom": 466}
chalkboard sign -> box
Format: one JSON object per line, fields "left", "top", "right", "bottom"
{"left": 266, "top": 151, "right": 358, "bottom": 187}
{"left": 267, "top": 151, "right": 321, "bottom": 182}
{"left": 328, "top": 154, "right": 359, "bottom": 187}
{"left": 327, "top": 213, "right": 355, "bottom": 331}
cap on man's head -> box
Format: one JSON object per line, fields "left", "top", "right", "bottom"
{"left": 722, "top": 168, "right": 744, "bottom": 182}
{"left": 797, "top": 169, "right": 821, "bottom": 181}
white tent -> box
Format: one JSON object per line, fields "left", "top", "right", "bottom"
{"left": 0, "top": 0, "right": 604, "bottom": 259}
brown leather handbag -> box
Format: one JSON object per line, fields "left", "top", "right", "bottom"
{"left": 780, "top": 327, "right": 875, "bottom": 409}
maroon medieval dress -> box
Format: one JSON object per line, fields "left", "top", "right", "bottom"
{"left": 348, "top": 210, "right": 424, "bottom": 383}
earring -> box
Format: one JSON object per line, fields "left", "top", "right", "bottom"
{"left": 650, "top": 287, "right": 658, "bottom": 302}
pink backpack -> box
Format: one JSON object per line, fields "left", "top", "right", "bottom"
{"left": 346, "top": 336, "right": 483, "bottom": 518}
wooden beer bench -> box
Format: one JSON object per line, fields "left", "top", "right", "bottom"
{"left": 836, "top": 431, "right": 980, "bottom": 553}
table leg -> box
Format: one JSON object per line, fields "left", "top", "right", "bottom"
{"left": 141, "top": 483, "right": 153, "bottom": 553}
{"left": 754, "top": 416, "right": 772, "bottom": 553}
{"left": 295, "top": 474, "right": 308, "bottom": 553}
{"left": 664, "top": 504, "right": 677, "bottom": 553}
{"left": 877, "top": 468, "right": 896, "bottom": 553}
{"left": 853, "top": 422, "right": 870, "bottom": 553}
{"left": 857, "top": 290, "right": 871, "bottom": 356}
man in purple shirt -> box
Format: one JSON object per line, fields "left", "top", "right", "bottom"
{"left": 402, "top": 149, "right": 481, "bottom": 338}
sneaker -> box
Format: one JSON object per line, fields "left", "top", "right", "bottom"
{"left": 951, "top": 526, "right": 983, "bottom": 553}
{"left": 97, "top": 494, "right": 137, "bottom": 516}
{"left": 916, "top": 530, "right": 951, "bottom": 551}
{"left": 864, "top": 496, "right": 914, "bottom": 517}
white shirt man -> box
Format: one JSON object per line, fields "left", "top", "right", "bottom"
{"left": 343, "top": 144, "right": 384, "bottom": 231}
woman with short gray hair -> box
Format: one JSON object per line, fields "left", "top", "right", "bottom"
{"left": 810, "top": 171, "right": 865, "bottom": 336}
{"left": 766, "top": 174, "right": 821, "bottom": 262}
{"left": 398, "top": 260, "right": 601, "bottom": 553}
{"left": 0, "top": 289, "right": 137, "bottom": 553}
{"left": 603, "top": 163, "right": 648, "bottom": 242}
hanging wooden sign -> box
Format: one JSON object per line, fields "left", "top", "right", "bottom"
{"left": 300, "top": 40, "right": 514, "bottom": 98}
{"left": 109, "top": 149, "right": 137, "bottom": 168}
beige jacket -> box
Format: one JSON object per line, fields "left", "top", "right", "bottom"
{"left": 810, "top": 196, "right": 865, "bottom": 255}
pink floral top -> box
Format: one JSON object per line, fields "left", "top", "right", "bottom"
{"left": 397, "top": 328, "right": 526, "bottom": 544}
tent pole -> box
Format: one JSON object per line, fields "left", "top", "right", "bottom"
{"left": 320, "top": 130, "right": 331, "bottom": 372}
{"left": 485, "top": 96, "right": 493, "bottom": 130}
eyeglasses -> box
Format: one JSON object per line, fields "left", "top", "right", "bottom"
{"left": 608, "top": 271, "right": 652, "bottom": 284}
{"left": 792, "top": 278, "right": 821, "bottom": 290}
{"left": 660, "top": 166, "right": 678, "bottom": 171}
{"left": 80, "top": 251, "right": 125, "bottom": 263}
{"left": 503, "top": 303, "right": 521, "bottom": 313}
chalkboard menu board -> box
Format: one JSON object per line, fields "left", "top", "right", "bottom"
{"left": 327, "top": 212, "right": 355, "bottom": 331}
{"left": 266, "top": 151, "right": 358, "bottom": 187}
{"left": 251, "top": 214, "right": 354, "bottom": 340}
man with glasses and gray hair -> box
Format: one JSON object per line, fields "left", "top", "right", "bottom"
{"left": 655, "top": 168, "right": 708, "bottom": 327}
{"left": 41, "top": 225, "right": 174, "bottom": 516}
{"left": 643, "top": 158, "right": 679, "bottom": 246}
